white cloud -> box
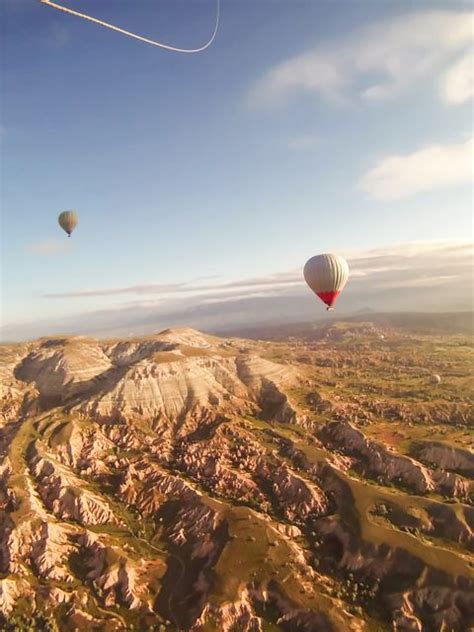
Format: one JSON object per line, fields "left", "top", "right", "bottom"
{"left": 249, "top": 10, "right": 473, "bottom": 107}
{"left": 43, "top": 271, "right": 302, "bottom": 299}
{"left": 359, "top": 136, "right": 473, "bottom": 201}
{"left": 26, "top": 238, "right": 72, "bottom": 256}
{"left": 442, "top": 49, "right": 474, "bottom": 104}
{"left": 378, "top": 274, "right": 459, "bottom": 289}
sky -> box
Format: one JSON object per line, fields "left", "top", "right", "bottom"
{"left": 1, "top": 0, "right": 473, "bottom": 340}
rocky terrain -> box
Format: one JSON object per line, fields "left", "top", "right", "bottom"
{"left": 0, "top": 320, "right": 473, "bottom": 631}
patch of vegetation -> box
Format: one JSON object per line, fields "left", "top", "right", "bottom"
{"left": 48, "top": 420, "right": 73, "bottom": 448}
{"left": 0, "top": 614, "right": 58, "bottom": 632}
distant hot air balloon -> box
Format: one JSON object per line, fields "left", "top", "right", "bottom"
{"left": 58, "top": 210, "right": 78, "bottom": 237}
{"left": 304, "top": 253, "right": 349, "bottom": 310}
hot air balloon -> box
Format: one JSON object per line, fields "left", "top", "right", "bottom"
{"left": 304, "top": 253, "right": 349, "bottom": 310}
{"left": 58, "top": 210, "right": 78, "bottom": 237}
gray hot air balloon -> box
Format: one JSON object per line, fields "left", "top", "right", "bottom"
{"left": 58, "top": 210, "right": 78, "bottom": 237}
{"left": 304, "top": 253, "right": 349, "bottom": 310}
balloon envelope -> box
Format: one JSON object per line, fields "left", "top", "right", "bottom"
{"left": 304, "top": 253, "right": 349, "bottom": 309}
{"left": 58, "top": 210, "right": 78, "bottom": 237}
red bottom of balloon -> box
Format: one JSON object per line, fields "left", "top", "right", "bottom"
{"left": 316, "top": 290, "right": 341, "bottom": 308}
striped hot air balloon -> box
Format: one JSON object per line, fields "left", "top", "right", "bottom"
{"left": 58, "top": 210, "right": 78, "bottom": 237}
{"left": 304, "top": 253, "right": 349, "bottom": 310}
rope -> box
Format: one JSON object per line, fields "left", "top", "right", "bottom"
{"left": 39, "top": 0, "right": 220, "bottom": 53}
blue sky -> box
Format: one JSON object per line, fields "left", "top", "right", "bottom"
{"left": 1, "top": 1, "right": 473, "bottom": 339}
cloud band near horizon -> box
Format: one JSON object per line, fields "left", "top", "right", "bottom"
{"left": 2, "top": 240, "right": 472, "bottom": 342}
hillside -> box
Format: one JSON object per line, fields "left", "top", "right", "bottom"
{"left": 0, "top": 324, "right": 473, "bottom": 631}
{"left": 227, "top": 311, "right": 474, "bottom": 341}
